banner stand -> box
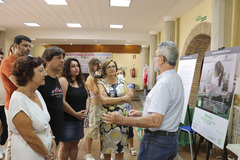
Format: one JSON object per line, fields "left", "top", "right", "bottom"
{"left": 193, "top": 47, "right": 233, "bottom": 160}
{"left": 177, "top": 54, "right": 198, "bottom": 158}
{"left": 194, "top": 135, "right": 204, "bottom": 160}
{"left": 186, "top": 104, "right": 196, "bottom": 154}
{"left": 193, "top": 135, "right": 228, "bottom": 160}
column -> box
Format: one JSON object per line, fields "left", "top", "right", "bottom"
{"left": 211, "top": 0, "right": 233, "bottom": 50}
{"left": 30, "top": 45, "right": 34, "bottom": 56}
{"left": 141, "top": 45, "right": 149, "bottom": 89}
{"left": 149, "top": 31, "right": 158, "bottom": 89}
{"left": 163, "top": 16, "right": 176, "bottom": 42}
{"left": 0, "top": 27, "right": 6, "bottom": 54}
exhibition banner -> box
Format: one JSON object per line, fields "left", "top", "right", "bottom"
{"left": 192, "top": 46, "right": 240, "bottom": 149}
{"left": 177, "top": 54, "right": 198, "bottom": 123}
{"left": 65, "top": 52, "right": 112, "bottom": 73}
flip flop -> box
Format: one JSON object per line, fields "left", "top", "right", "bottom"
{"left": 130, "top": 147, "right": 137, "bottom": 156}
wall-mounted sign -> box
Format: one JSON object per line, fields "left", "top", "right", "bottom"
{"left": 65, "top": 52, "right": 112, "bottom": 73}
{"left": 195, "top": 16, "right": 201, "bottom": 21}
{"left": 201, "top": 16, "right": 207, "bottom": 22}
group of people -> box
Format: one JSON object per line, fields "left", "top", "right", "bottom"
{"left": 0, "top": 35, "right": 185, "bottom": 160}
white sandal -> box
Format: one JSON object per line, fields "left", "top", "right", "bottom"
{"left": 130, "top": 147, "right": 137, "bottom": 156}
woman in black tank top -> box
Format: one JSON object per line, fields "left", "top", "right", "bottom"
{"left": 58, "top": 58, "right": 89, "bottom": 160}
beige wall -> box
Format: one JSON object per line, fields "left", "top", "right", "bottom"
{"left": 113, "top": 53, "right": 142, "bottom": 88}
{"left": 178, "top": 0, "right": 212, "bottom": 54}
{"left": 32, "top": 45, "right": 46, "bottom": 57}
{"left": 3, "top": 40, "right": 46, "bottom": 58}
{"left": 232, "top": 0, "right": 240, "bottom": 47}
{"left": 4, "top": 38, "right": 12, "bottom": 56}
{"left": 31, "top": 46, "right": 143, "bottom": 88}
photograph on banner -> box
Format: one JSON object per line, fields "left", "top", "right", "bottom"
{"left": 65, "top": 52, "right": 112, "bottom": 73}
{"left": 196, "top": 51, "right": 240, "bottom": 119}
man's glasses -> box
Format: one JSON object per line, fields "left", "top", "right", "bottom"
{"left": 152, "top": 55, "right": 166, "bottom": 61}
{"left": 152, "top": 55, "right": 162, "bottom": 59}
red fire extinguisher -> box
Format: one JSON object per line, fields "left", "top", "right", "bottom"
{"left": 130, "top": 67, "right": 136, "bottom": 77}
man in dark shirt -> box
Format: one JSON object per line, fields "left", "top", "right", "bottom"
{"left": 38, "top": 46, "right": 65, "bottom": 145}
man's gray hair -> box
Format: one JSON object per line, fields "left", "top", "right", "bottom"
{"left": 157, "top": 41, "right": 179, "bottom": 66}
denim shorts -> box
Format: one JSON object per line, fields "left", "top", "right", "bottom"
{"left": 60, "top": 120, "right": 84, "bottom": 142}
{"left": 137, "top": 132, "right": 178, "bottom": 160}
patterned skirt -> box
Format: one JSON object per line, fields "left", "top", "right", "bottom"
{"left": 100, "top": 104, "right": 129, "bottom": 154}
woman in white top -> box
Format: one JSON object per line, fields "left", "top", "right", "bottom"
{"left": 84, "top": 58, "right": 103, "bottom": 160}
{"left": 9, "top": 56, "right": 56, "bottom": 160}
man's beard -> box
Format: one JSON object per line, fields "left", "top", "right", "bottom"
{"left": 154, "top": 64, "right": 161, "bottom": 72}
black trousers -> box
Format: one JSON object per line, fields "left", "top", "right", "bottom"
{"left": 0, "top": 106, "right": 8, "bottom": 145}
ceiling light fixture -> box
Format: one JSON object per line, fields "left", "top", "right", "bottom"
{"left": 0, "top": 0, "right": 5, "bottom": 3}
{"left": 110, "top": 24, "right": 123, "bottom": 29}
{"left": 110, "top": 0, "right": 131, "bottom": 7}
{"left": 24, "top": 23, "right": 40, "bottom": 27}
{"left": 45, "top": 0, "right": 68, "bottom": 5}
{"left": 66, "top": 23, "right": 82, "bottom": 28}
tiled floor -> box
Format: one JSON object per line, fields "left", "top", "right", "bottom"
{"left": 76, "top": 100, "right": 225, "bottom": 160}
{"left": 76, "top": 129, "right": 225, "bottom": 160}
{"left": 2, "top": 100, "right": 227, "bottom": 160}
{"left": 177, "top": 138, "right": 226, "bottom": 160}
{"left": 77, "top": 101, "right": 142, "bottom": 160}
{"left": 77, "top": 127, "right": 140, "bottom": 160}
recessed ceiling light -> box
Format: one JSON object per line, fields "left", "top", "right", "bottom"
{"left": 24, "top": 23, "right": 40, "bottom": 27}
{"left": 110, "top": 0, "right": 131, "bottom": 7}
{"left": 126, "top": 40, "right": 132, "bottom": 42}
{"left": 0, "top": 0, "right": 5, "bottom": 3}
{"left": 110, "top": 24, "right": 123, "bottom": 29}
{"left": 45, "top": 0, "right": 68, "bottom": 5}
{"left": 66, "top": 23, "right": 82, "bottom": 28}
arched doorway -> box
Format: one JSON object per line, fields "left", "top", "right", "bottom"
{"left": 181, "top": 22, "right": 211, "bottom": 108}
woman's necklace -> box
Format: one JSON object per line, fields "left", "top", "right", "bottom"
{"left": 105, "top": 76, "right": 117, "bottom": 85}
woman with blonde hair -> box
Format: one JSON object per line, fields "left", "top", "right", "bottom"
{"left": 84, "top": 58, "right": 103, "bottom": 160}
